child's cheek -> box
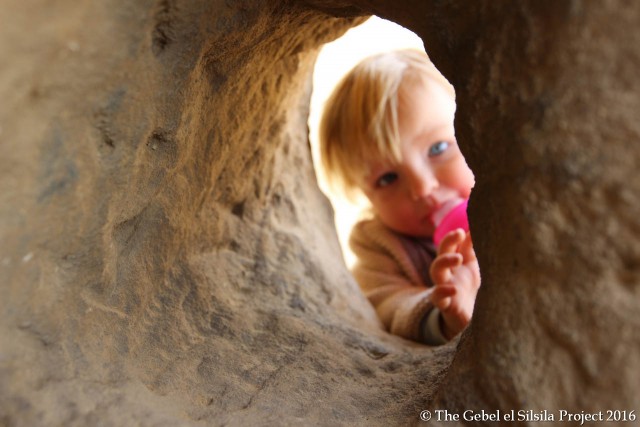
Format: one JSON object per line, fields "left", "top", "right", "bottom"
{"left": 440, "top": 158, "right": 474, "bottom": 192}
{"left": 374, "top": 187, "right": 398, "bottom": 204}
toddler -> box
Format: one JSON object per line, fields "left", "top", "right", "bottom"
{"left": 319, "top": 50, "right": 480, "bottom": 345}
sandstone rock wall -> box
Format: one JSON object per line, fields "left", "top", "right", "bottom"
{"left": 0, "top": 0, "right": 638, "bottom": 425}
{"left": 388, "top": 2, "right": 640, "bottom": 420}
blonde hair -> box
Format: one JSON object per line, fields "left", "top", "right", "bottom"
{"left": 319, "top": 49, "right": 455, "bottom": 199}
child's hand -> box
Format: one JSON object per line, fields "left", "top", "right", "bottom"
{"left": 429, "top": 229, "right": 481, "bottom": 340}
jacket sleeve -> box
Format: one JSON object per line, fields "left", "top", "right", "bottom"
{"left": 349, "top": 219, "right": 446, "bottom": 344}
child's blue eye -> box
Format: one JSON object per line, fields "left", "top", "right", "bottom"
{"left": 428, "top": 141, "right": 450, "bottom": 157}
{"left": 376, "top": 172, "right": 398, "bottom": 188}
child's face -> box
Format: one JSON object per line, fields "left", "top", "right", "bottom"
{"left": 360, "top": 79, "right": 475, "bottom": 238}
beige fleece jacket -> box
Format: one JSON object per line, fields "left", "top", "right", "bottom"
{"left": 349, "top": 216, "right": 447, "bottom": 344}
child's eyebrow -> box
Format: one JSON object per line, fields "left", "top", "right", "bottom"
{"left": 365, "top": 161, "right": 397, "bottom": 177}
{"left": 419, "top": 122, "right": 455, "bottom": 138}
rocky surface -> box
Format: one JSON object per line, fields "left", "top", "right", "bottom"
{"left": 1, "top": 0, "right": 638, "bottom": 426}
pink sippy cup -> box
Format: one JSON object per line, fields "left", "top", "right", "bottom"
{"left": 433, "top": 199, "right": 469, "bottom": 247}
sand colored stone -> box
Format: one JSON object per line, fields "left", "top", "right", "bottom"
{"left": 1, "top": 1, "right": 638, "bottom": 425}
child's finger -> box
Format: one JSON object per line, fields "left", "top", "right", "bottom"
{"left": 431, "top": 284, "right": 456, "bottom": 311}
{"left": 435, "top": 296, "right": 451, "bottom": 311}
{"left": 460, "top": 232, "right": 477, "bottom": 262}
{"left": 437, "top": 228, "right": 465, "bottom": 254}
{"left": 430, "top": 253, "right": 463, "bottom": 284}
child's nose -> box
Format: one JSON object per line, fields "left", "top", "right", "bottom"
{"left": 408, "top": 168, "right": 438, "bottom": 201}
